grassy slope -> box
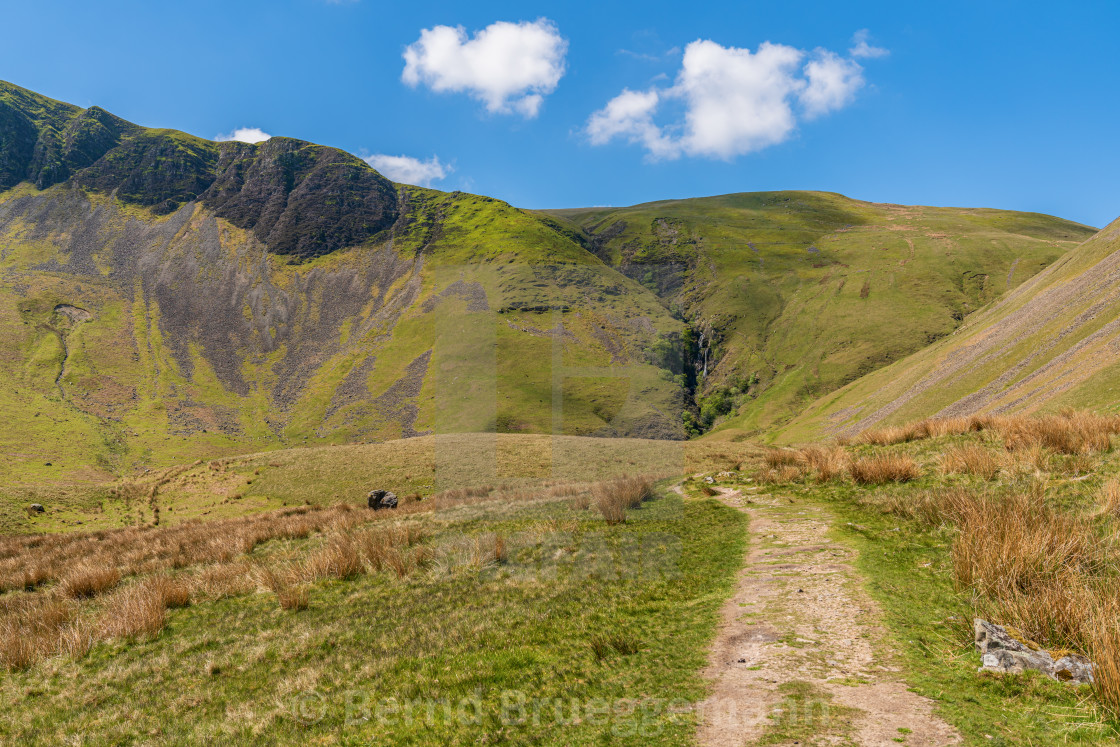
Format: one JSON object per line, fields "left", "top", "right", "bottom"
{"left": 0, "top": 182, "right": 687, "bottom": 491}
{"left": 0, "top": 487, "right": 747, "bottom": 746}
{"left": 778, "top": 217, "right": 1120, "bottom": 442}
{"left": 550, "top": 192, "right": 1095, "bottom": 438}
{"left": 8, "top": 432, "right": 759, "bottom": 534}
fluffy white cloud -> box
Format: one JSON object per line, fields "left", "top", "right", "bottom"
{"left": 676, "top": 40, "right": 806, "bottom": 159}
{"left": 363, "top": 154, "right": 450, "bottom": 186}
{"left": 587, "top": 35, "right": 878, "bottom": 160}
{"left": 849, "top": 29, "right": 889, "bottom": 59}
{"left": 586, "top": 88, "right": 677, "bottom": 158}
{"left": 800, "top": 50, "right": 865, "bottom": 118}
{"left": 215, "top": 127, "right": 271, "bottom": 144}
{"left": 402, "top": 19, "right": 567, "bottom": 117}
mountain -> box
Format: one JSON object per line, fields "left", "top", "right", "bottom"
{"left": 0, "top": 81, "right": 690, "bottom": 488}
{"left": 550, "top": 194, "right": 1095, "bottom": 437}
{"left": 0, "top": 80, "right": 1094, "bottom": 486}
{"left": 775, "top": 215, "right": 1120, "bottom": 441}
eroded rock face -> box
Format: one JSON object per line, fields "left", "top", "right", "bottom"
{"left": 974, "top": 618, "right": 1094, "bottom": 685}
{"left": 1, "top": 81, "right": 400, "bottom": 258}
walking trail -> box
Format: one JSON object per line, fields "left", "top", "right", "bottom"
{"left": 695, "top": 485, "right": 960, "bottom": 746}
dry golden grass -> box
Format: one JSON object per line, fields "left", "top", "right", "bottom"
{"left": 938, "top": 444, "right": 1001, "bottom": 480}
{"left": 849, "top": 454, "right": 921, "bottom": 485}
{"left": 146, "top": 575, "right": 191, "bottom": 609}
{"left": 799, "top": 445, "right": 848, "bottom": 482}
{"left": 1089, "top": 604, "right": 1120, "bottom": 717}
{"left": 0, "top": 474, "right": 652, "bottom": 671}
{"left": 754, "top": 464, "right": 806, "bottom": 484}
{"left": 854, "top": 411, "right": 1120, "bottom": 455}
{"left": 98, "top": 583, "right": 167, "bottom": 641}
{"left": 763, "top": 448, "right": 801, "bottom": 468}
{"left": 59, "top": 564, "right": 121, "bottom": 599}
{"left": 305, "top": 534, "right": 364, "bottom": 582}
{"left": 830, "top": 411, "right": 1120, "bottom": 713}
{"left": 592, "top": 476, "right": 653, "bottom": 525}
{"left": 856, "top": 425, "right": 918, "bottom": 446}
{"left": 1097, "top": 479, "right": 1120, "bottom": 519}
{"left": 491, "top": 533, "right": 508, "bottom": 564}
{"left": 871, "top": 486, "right": 978, "bottom": 527}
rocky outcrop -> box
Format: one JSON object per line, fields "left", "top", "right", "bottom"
{"left": 367, "top": 490, "right": 398, "bottom": 510}
{"left": 1, "top": 80, "right": 399, "bottom": 258}
{"left": 974, "top": 619, "right": 1094, "bottom": 685}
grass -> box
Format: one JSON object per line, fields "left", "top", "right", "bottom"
{"left": 0, "top": 479, "right": 747, "bottom": 744}
{"left": 553, "top": 192, "right": 1094, "bottom": 441}
{"left": 593, "top": 476, "right": 654, "bottom": 524}
{"left": 732, "top": 410, "right": 1120, "bottom": 742}
{"left": 4, "top": 432, "right": 760, "bottom": 534}
{"left": 780, "top": 217, "right": 1120, "bottom": 444}
{"left": 848, "top": 454, "right": 921, "bottom": 485}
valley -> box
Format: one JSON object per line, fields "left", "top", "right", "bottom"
{"left": 4, "top": 76, "right": 1120, "bottom": 746}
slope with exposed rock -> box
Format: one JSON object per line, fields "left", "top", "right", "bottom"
{"left": 777, "top": 215, "right": 1120, "bottom": 440}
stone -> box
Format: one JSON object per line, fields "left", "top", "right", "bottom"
{"left": 974, "top": 618, "right": 1093, "bottom": 685}
{"left": 28, "top": 503, "right": 45, "bottom": 514}
{"left": 367, "top": 490, "right": 398, "bottom": 510}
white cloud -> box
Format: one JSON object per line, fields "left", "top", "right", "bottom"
{"left": 363, "top": 154, "right": 450, "bottom": 186}
{"left": 586, "top": 36, "right": 872, "bottom": 160}
{"left": 586, "top": 88, "right": 677, "bottom": 158}
{"left": 849, "top": 29, "right": 889, "bottom": 59}
{"left": 800, "top": 50, "right": 865, "bottom": 118}
{"left": 402, "top": 19, "right": 567, "bottom": 117}
{"left": 215, "top": 127, "right": 271, "bottom": 144}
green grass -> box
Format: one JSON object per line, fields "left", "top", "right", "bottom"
{"left": 551, "top": 192, "right": 1095, "bottom": 439}
{"left": 824, "top": 490, "right": 1117, "bottom": 745}
{"left": 730, "top": 428, "right": 1120, "bottom": 744}
{"left": 779, "top": 217, "right": 1120, "bottom": 442}
{"left": 0, "top": 182, "right": 689, "bottom": 488}
{"left": 6, "top": 432, "right": 760, "bottom": 534}
{"left": 0, "top": 488, "right": 748, "bottom": 745}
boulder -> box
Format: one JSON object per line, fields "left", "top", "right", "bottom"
{"left": 974, "top": 619, "right": 1093, "bottom": 685}
{"left": 367, "top": 490, "right": 398, "bottom": 511}
{"left": 28, "top": 503, "right": 45, "bottom": 514}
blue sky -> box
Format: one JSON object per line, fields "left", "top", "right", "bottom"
{"left": 1, "top": 0, "right": 1118, "bottom": 227}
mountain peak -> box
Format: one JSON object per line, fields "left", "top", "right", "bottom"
{"left": 0, "top": 80, "right": 399, "bottom": 257}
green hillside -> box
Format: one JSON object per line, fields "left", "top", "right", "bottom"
{"left": 0, "top": 79, "right": 1097, "bottom": 490}
{"left": 551, "top": 194, "right": 1095, "bottom": 438}
{"left": 777, "top": 216, "right": 1120, "bottom": 441}
{"left": 0, "top": 81, "right": 687, "bottom": 489}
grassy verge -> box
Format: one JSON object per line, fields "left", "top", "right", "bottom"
{"left": 0, "top": 485, "right": 747, "bottom": 745}
{"left": 734, "top": 412, "right": 1120, "bottom": 744}
{"left": 824, "top": 488, "right": 1116, "bottom": 745}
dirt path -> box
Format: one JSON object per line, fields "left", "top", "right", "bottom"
{"left": 696, "top": 486, "right": 960, "bottom": 746}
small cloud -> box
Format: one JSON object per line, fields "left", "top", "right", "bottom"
{"left": 363, "top": 154, "right": 450, "bottom": 186}
{"left": 849, "top": 29, "right": 889, "bottom": 59}
{"left": 800, "top": 50, "right": 865, "bottom": 118}
{"left": 402, "top": 19, "right": 568, "bottom": 118}
{"left": 215, "top": 127, "right": 271, "bottom": 144}
{"left": 587, "top": 35, "right": 873, "bottom": 161}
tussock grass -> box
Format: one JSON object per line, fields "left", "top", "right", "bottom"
{"left": 834, "top": 410, "right": 1120, "bottom": 715}
{"left": 763, "top": 448, "right": 801, "bottom": 468}
{"left": 799, "top": 445, "right": 848, "bottom": 482}
{"left": 592, "top": 476, "right": 653, "bottom": 525}
{"left": 59, "top": 564, "right": 121, "bottom": 599}
{"left": 1097, "top": 479, "right": 1120, "bottom": 519}
{"left": 938, "top": 444, "right": 1001, "bottom": 480}
{"left": 0, "top": 474, "right": 658, "bottom": 671}
{"left": 98, "top": 583, "right": 167, "bottom": 641}
{"left": 855, "top": 410, "right": 1120, "bottom": 455}
{"left": 849, "top": 454, "right": 920, "bottom": 484}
